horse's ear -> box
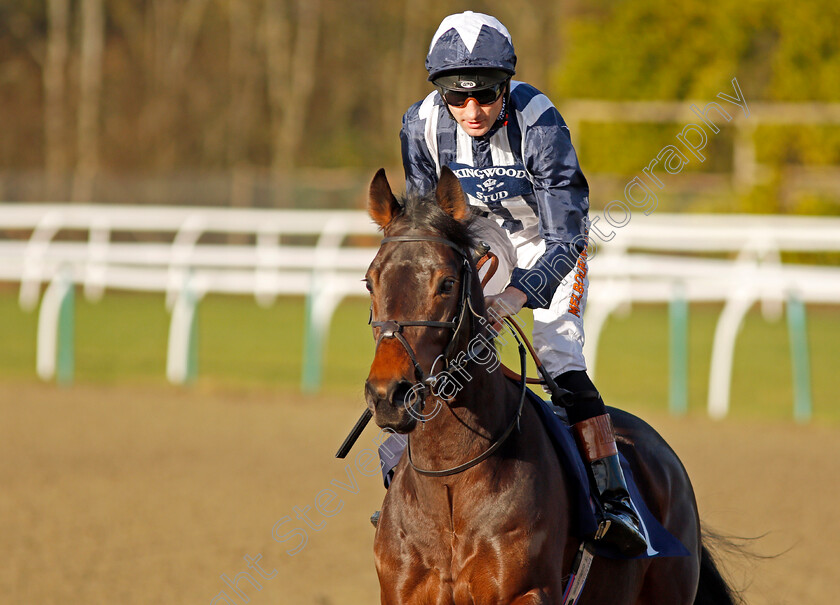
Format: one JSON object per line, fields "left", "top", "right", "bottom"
{"left": 368, "top": 168, "right": 401, "bottom": 229}
{"left": 435, "top": 166, "right": 469, "bottom": 221}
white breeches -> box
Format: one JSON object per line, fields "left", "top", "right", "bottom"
{"left": 472, "top": 216, "right": 589, "bottom": 377}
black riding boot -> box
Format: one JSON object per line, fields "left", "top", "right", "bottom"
{"left": 573, "top": 413, "right": 648, "bottom": 557}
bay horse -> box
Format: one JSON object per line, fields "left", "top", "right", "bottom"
{"left": 363, "top": 167, "right": 739, "bottom": 605}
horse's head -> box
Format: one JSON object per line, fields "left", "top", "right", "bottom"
{"left": 364, "top": 167, "right": 481, "bottom": 433}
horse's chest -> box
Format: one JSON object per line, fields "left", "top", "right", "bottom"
{"left": 380, "top": 521, "right": 546, "bottom": 605}
{"left": 376, "top": 445, "right": 566, "bottom": 603}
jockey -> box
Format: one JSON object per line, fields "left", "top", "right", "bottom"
{"left": 388, "top": 11, "right": 649, "bottom": 557}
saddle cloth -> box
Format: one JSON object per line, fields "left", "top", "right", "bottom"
{"left": 377, "top": 388, "right": 690, "bottom": 560}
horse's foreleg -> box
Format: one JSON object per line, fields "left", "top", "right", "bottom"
{"left": 509, "top": 589, "right": 551, "bottom": 604}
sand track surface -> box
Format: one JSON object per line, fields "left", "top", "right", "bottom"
{"left": 2, "top": 382, "right": 837, "bottom": 604}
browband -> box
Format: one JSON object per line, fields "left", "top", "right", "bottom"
{"left": 380, "top": 235, "right": 470, "bottom": 260}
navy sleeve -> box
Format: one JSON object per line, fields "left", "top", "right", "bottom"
{"left": 508, "top": 104, "right": 590, "bottom": 309}
{"left": 400, "top": 101, "right": 438, "bottom": 197}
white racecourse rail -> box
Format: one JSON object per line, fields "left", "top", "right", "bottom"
{"left": 1, "top": 203, "right": 839, "bottom": 419}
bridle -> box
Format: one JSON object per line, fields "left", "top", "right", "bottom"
{"left": 369, "top": 233, "right": 527, "bottom": 478}
{"left": 370, "top": 235, "right": 476, "bottom": 393}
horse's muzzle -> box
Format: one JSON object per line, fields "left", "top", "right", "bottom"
{"left": 365, "top": 378, "right": 420, "bottom": 433}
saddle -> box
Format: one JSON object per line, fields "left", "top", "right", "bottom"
{"left": 527, "top": 388, "right": 689, "bottom": 559}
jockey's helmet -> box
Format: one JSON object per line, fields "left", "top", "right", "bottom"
{"left": 425, "top": 11, "right": 517, "bottom": 86}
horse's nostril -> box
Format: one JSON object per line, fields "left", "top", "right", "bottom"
{"left": 365, "top": 381, "right": 385, "bottom": 405}
{"left": 391, "top": 381, "right": 418, "bottom": 409}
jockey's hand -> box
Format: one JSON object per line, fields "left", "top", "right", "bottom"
{"left": 484, "top": 286, "right": 527, "bottom": 331}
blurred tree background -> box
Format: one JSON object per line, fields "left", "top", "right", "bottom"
{"left": 0, "top": 0, "right": 838, "bottom": 213}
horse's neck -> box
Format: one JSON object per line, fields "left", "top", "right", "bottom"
{"left": 407, "top": 359, "right": 519, "bottom": 473}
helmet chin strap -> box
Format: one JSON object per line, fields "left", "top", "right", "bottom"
{"left": 498, "top": 78, "right": 512, "bottom": 126}
{"left": 498, "top": 91, "right": 509, "bottom": 127}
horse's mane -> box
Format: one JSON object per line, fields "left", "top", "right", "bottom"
{"left": 392, "top": 191, "right": 476, "bottom": 254}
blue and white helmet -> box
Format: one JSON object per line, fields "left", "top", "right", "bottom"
{"left": 425, "top": 11, "right": 516, "bottom": 82}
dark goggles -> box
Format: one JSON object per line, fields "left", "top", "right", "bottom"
{"left": 438, "top": 81, "right": 506, "bottom": 108}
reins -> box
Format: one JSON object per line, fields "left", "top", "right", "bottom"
{"left": 477, "top": 248, "right": 578, "bottom": 406}
{"left": 335, "top": 237, "right": 577, "bottom": 466}
{"left": 407, "top": 316, "right": 528, "bottom": 477}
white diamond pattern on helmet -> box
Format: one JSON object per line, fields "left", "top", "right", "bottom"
{"left": 428, "top": 11, "right": 512, "bottom": 54}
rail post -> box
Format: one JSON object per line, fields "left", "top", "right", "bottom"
{"left": 166, "top": 273, "right": 199, "bottom": 385}
{"left": 36, "top": 266, "right": 75, "bottom": 384}
{"left": 668, "top": 283, "right": 688, "bottom": 416}
{"left": 785, "top": 293, "right": 812, "bottom": 424}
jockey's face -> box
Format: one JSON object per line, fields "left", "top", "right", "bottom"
{"left": 447, "top": 94, "right": 504, "bottom": 137}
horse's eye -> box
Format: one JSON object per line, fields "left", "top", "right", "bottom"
{"left": 439, "top": 277, "right": 456, "bottom": 295}
{"left": 364, "top": 278, "right": 373, "bottom": 293}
